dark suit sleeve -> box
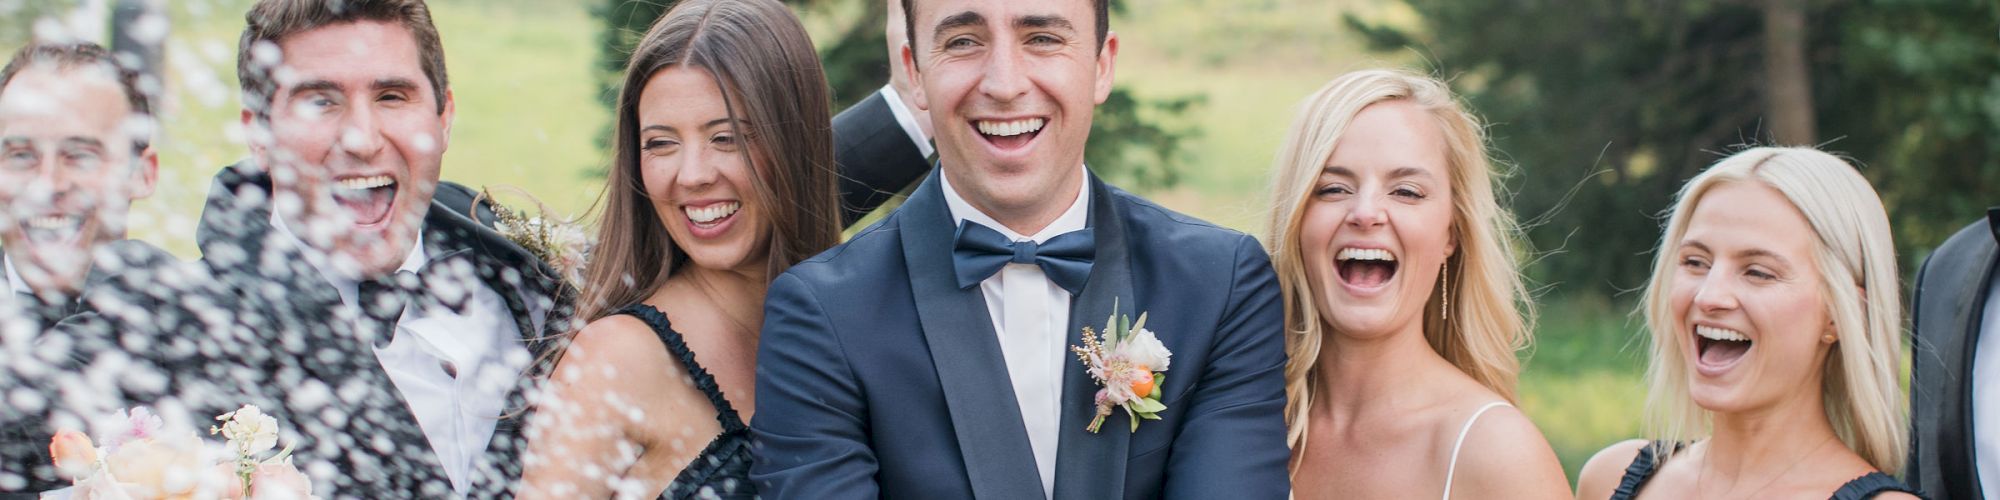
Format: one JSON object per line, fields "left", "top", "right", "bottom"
{"left": 832, "top": 91, "right": 930, "bottom": 228}
{"left": 751, "top": 272, "right": 880, "bottom": 499}
{"left": 1162, "top": 235, "right": 1291, "bottom": 499}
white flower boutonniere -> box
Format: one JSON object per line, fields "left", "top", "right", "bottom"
{"left": 1071, "top": 301, "right": 1172, "bottom": 433}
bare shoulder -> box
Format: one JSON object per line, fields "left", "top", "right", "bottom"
{"left": 1449, "top": 404, "right": 1571, "bottom": 499}
{"left": 1574, "top": 439, "right": 1651, "bottom": 500}
{"left": 559, "top": 315, "right": 681, "bottom": 379}
{"left": 547, "top": 315, "right": 711, "bottom": 430}
{"left": 1871, "top": 492, "right": 1921, "bottom": 500}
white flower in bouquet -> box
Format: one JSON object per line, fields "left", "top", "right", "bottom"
{"left": 213, "top": 405, "right": 280, "bottom": 455}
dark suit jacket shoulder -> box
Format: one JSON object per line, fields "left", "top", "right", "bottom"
{"left": 1909, "top": 215, "right": 1998, "bottom": 500}
{"left": 832, "top": 90, "right": 931, "bottom": 226}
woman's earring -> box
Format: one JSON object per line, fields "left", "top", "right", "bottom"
{"left": 1821, "top": 333, "right": 1838, "bottom": 344}
{"left": 1440, "top": 259, "right": 1450, "bottom": 322}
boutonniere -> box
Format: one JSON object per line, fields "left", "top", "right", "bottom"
{"left": 1071, "top": 301, "right": 1172, "bottom": 433}
{"left": 478, "top": 187, "right": 590, "bottom": 287}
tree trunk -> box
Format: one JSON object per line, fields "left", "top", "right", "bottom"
{"left": 1762, "top": 0, "right": 1817, "bottom": 145}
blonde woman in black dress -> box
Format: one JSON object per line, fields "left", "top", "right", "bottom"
{"left": 1574, "top": 147, "right": 1921, "bottom": 500}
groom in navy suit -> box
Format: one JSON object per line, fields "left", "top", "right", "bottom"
{"left": 752, "top": 0, "right": 1290, "bottom": 498}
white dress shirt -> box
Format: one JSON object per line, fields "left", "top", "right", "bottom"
{"left": 940, "top": 166, "right": 1089, "bottom": 500}
{"left": 1974, "top": 269, "right": 2000, "bottom": 495}
{"left": 5, "top": 256, "right": 26, "bottom": 295}
{"left": 879, "top": 85, "right": 935, "bottom": 159}
{"left": 273, "top": 215, "right": 526, "bottom": 496}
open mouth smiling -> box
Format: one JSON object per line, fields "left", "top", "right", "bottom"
{"left": 974, "top": 117, "right": 1045, "bottom": 150}
{"left": 1694, "top": 324, "right": 1752, "bottom": 374}
{"left": 331, "top": 174, "right": 396, "bottom": 225}
{"left": 1335, "top": 247, "right": 1399, "bottom": 290}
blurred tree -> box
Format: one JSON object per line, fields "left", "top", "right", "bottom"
{"left": 1347, "top": 0, "right": 1999, "bottom": 296}
{"left": 590, "top": 0, "right": 1198, "bottom": 191}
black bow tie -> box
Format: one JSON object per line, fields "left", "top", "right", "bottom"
{"left": 355, "top": 250, "right": 477, "bottom": 347}
{"left": 14, "top": 290, "right": 81, "bottom": 329}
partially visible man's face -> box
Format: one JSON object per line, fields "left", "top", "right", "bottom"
{"left": 903, "top": 0, "right": 1115, "bottom": 232}
{"left": 247, "top": 19, "right": 451, "bottom": 279}
{"left": 0, "top": 65, "right": 155, "bottom": 294}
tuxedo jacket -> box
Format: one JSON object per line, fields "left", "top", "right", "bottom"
{"left": 753, "top": 169, "right": 1291, "bottom": 499}
{"left": 0, "top": 239, "right": 186, "bottom": 496}
{"left": 194, "top": 163, "right": 573, "bottom": 498}
{"left": 1909, "top": 208, "right": 2000, "bottom": 500}
{"left": 832, "top": 89, "right": 931, "bottom": 227}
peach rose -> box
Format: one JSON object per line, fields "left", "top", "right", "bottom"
{"left": 49, "top": 429, "right": 98, "bottom": 479}
{"left": 248, "top": 462, "right": 315, "bottom": 500}
{"left": 101, "top": 433, "right": 206, "bottom": 498}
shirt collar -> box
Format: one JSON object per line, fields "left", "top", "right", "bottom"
{"left": 4, "top": 254, "right": 25, "bottom": 295}
{"left": 271, "top": 211, "right": 428, "bottom": 306}
{"left": 940, "top": 164, "right": 1091, "bottom": 244}
{"left": 878, "top": 85, "right": 935, "bottom": 159}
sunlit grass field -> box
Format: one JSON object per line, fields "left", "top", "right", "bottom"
{"left": 118, "top": 0, "right": 1641, "bottom": 483}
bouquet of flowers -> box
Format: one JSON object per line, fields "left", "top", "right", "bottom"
{"left": 1071, "top": 302, "right": 1173, "bottom": 433}
{"left": 47, "top": 405, "right": 316, "bottom": 500}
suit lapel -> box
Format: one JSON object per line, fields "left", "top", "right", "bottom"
{"left": 902, "top": 169, "right": 1047, "bottom": 499}
{"left": 1051, "top": 175, "right": 1132, "bottom": 500}
{"left": 1946, "top": 229, "right": 1998, "bottom": 498}
{"left": 420, "top": 204, "right": 565, "bottom": 496}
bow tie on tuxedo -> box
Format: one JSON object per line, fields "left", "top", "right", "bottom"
{"left": 951, "top": 220, "right": 1095, "bottom": 294}
{"left": 14, "top": 290, "right": 82, "bottom": 329}
{"left": 355, "top": 251, "right": 475, "bottom": 347}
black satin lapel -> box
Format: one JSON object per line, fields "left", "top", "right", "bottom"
{"left": 902, "top": 169, "right": 1048, "bottom": 499}
{"left": 420, "top": 208, "right": 544, "bottom": 494}
{"left": 1948, "top": 241, "right": 1998, "bottom": 499}
{"left": 1052, "top": 175, "right": 1132, "bottom": 500}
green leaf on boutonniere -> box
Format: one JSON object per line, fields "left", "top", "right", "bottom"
{"left": 1149, "top": 374, "right": 1165, "bottom": 400}
{"left": 1129, "top": 398, "right": 1166, "bottom": 413}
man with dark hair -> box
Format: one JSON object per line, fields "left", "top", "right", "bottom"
{"left": 0, "top": 42, "right": 167, "bottom": 327}
{"left": 1910, "top": 208, "right": 2000, "bottom": 499}
{"left": 198, "top": 0, "right": 573, "bottom": 496}
{"left": 754, "top": 0, "right": 1290, "bottom": 498}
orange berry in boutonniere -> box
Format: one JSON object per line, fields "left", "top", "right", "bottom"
{"left": 1128, "top": 366, "right": 1155, "bottom": 397}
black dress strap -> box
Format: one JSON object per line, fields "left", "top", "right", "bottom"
{"left": 617, "top": 305, "right": 748, "bottom": 434}
{"left": 615, "top": 304, "right": 756, "bottom": 499}
{"left": 1830, "top": 471, "right": 1926, "bottom": 500}
{"left": 1609, "top": 441, "right": 1683, "bottom": 500}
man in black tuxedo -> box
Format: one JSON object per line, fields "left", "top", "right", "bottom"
{"left": 1910, "top": 208, "right": 2000, "bottom": 500}
{"left": 0, "top": 41, "right": 188, "bottom": 495}
{"left": 194, "top": 0, "right": 576, "bottom": 496}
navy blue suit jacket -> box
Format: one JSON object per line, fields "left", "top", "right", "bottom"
{"left": 753, "top": 169, "right": 1290, "bottom": 499}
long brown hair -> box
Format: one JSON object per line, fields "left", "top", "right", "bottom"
{"left": 573, "top": 0, "right": 838, "bottom": 328}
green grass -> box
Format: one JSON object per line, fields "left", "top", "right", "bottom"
{"left": 1519, "top": 296, "right": 1649, "bottom": 482}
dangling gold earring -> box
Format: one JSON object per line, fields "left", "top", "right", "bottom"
{"left": 1440, "top": 259, "right": 1450, "bottom": 322}
{"left": 1821, "top": 333, "right": 1837, "bottom": 344}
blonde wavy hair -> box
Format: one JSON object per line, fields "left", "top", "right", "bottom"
{"left": 1638, "top": 146, "right": 1907, "bottom": 474}
{"left": 1264, "top": 69, "right": 1535, "bottom": 450}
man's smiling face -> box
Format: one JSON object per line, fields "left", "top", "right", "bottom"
{"left": 250, "top": 19, "right": 452, "bottom": 278}
{"left": 903, "top": 0, "right": 1116, "bottom": 231}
